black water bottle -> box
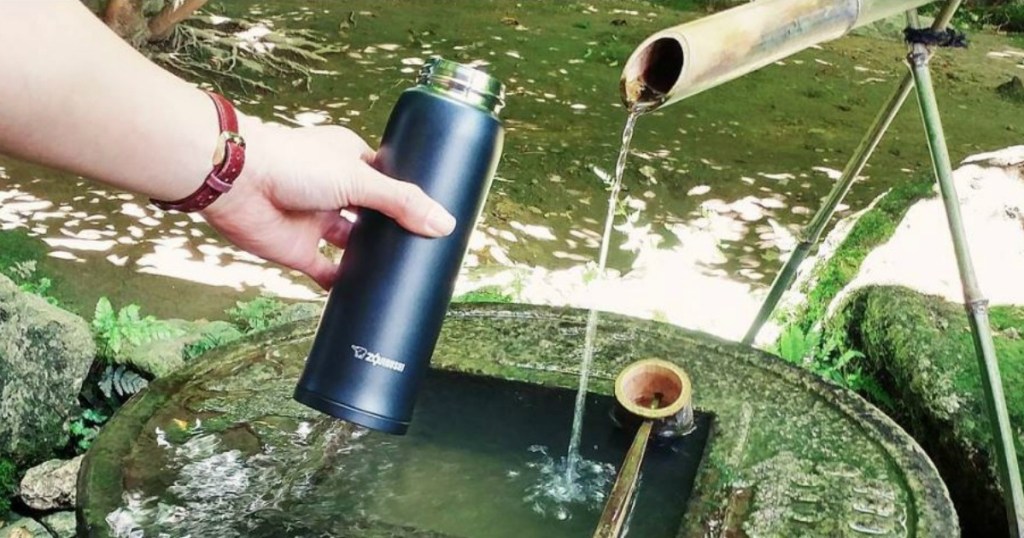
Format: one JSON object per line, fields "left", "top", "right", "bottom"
{"left": 293, "top": 58, "right": 505, "bottom": 434}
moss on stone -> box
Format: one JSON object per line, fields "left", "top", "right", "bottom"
{"left": 791, "top": 177, "right": 936, "bottom": 332}
{"left": 451, "top": 286, "right": 514, "bottom": 304}
{"left": 0, "top": 274, "right": 96, "bottom": 467}
{"left": 0, "top": 458, "right": 16, "bottom": 519}
{"left": 839, "top": 285, "right": 1024, "bottom": 535}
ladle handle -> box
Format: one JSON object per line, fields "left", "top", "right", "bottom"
{"left": 594, "top": 397, "right": 659, "bottom": 538}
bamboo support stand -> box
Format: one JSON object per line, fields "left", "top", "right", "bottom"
{"left": 741, "top": 2, "right": 1024, "bottom": 533}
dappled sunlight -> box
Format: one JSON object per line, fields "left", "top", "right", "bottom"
{"left": 457, "top": 210, "right": 791, "bottom": 344}
{"left": 137, "top": 237, "right": 318, "bottom": 299}
{"left": 0, "top": 180, "right": 320, "bottom": 304}
{"left": 841, "top": 146, "right": 1024, "bottom": 310}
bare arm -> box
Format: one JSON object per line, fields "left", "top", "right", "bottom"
{"left": 0, "top": 0, "right": 455, "bottom": 289}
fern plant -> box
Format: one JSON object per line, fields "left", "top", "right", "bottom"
{"left": 69, "top": 408, "right": 109, "bottom": 452}
{"left": 770, "top": 323, "right": 892, "bottom": 406}
{"left": 91, "top": 298, "right": 178, "bottom": 362}
{"left": 227, "top": 295, "right": 287, "bottom": 334}
{"left": 771, "top": 324, "right": 820, "bottom": 365}
{"left": 6, "top": 260, "right": 58, "bottom": 305}
{"left": 183, "top": 330, "right": 240, "bottom": 361}
{"left": 98, "top": 365, "right": 149, "bottom": 400}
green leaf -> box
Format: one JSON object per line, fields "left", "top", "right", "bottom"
{"left": 777, "top": 326, "right": 808, "bottom": 363}
{"left": 98, "top": 367, "right": 114, "bottom": 400}
{"left": 107, "top": 331, "right": 122, "bottom": 356}
{"left": 99, "top": 365, "right": 148, "bottom": 399}
{"left": 94, "top": 297, "right": 114, "bottom": 326}
{"left": 83, "top": 408, "right": 108, "bottom": 424}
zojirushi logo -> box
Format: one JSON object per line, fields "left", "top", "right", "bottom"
{"left": 351, "top": 345, "right": 406, "bottom": 373}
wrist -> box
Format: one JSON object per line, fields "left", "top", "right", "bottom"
{"left": 151, "top": 91, "right": 249, "bottom": 213}
{"left": 201, "top": 112, "right": 271, "bottom": 220}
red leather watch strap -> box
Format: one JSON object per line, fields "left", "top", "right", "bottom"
{"left": 150, "top": 91, "right": 246, "bottom": 212}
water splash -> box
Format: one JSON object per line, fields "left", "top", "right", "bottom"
{"left": 523, "top": 445, "right": 616, "bottom": 522}
{"left": 564, "top": 110, "right": 642, "bottom": 484}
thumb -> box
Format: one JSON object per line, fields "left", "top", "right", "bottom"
{"left": 348, "top": 161, "right": 456, "bottom": 237}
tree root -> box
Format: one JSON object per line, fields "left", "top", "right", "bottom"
{"left": 146, "top": 13, "right": 340, "bottom": 94}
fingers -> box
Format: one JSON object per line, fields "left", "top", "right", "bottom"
{"left": 320, "top": 213, "right": 353, "bottom": 248}
{"left": 305, "top": 254, "right": 340, "bottom": 291}
{"left": 348, "top": 161, "right": 456, "bottom": 237}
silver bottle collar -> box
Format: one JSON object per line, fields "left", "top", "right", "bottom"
{"left": 418, "top": 57, "right": 505, "bottom": 115}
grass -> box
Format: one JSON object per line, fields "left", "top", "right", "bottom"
{"left": 0, "top": 229, "right": 47, "bottom": 274}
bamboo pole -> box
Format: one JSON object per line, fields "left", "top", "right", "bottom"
{"left": 741, "top": 0, "right": 964, "bottom": 345}
{"left": 905, "top": 10, "right": 1024, "bottom": 534}
{"left": 620, "top": 0, "right": 939, "bottom": 110}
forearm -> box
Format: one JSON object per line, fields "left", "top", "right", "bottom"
{"left": 0, "top": 0, "right": 229, "bottom": 202}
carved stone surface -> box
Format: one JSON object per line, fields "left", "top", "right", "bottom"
{"left": 79, "top": 304, "right": 957, "bottom": 537}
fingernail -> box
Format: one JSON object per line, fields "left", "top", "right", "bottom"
{"left": 426, "top": 206, "right": 456, "bottom": 236}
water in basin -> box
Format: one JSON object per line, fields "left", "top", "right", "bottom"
{"left": 98, "top": 366, "right": 709, "bottom": 538}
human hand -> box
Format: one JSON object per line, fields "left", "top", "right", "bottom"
{"left": 201, "top": 116, "right": 456, "bottom": 290}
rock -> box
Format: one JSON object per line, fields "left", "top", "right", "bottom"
{"left": 0, "top": 516, "right": 50, "bottom": 538}
{"left": 39, "top": 512, "right": 75, "bottom": 538}
{"left": 833, "top": 146, "right": 1024, "bottom": 312}
{"left": 124, "top": 319, "right": 242, "bottom": 377}
{"left": 838, "top": 285, "right": 1024, "bottom": 537}
{"left": 0, "top": 274, "right": 95, "bottom": 466}
{"left": 18, "top": 455, "right": 82, "bottom": 511}
{"left": 997, "top": 76, "right": 1024, "bottom": 104}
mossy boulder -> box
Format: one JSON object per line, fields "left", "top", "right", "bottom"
{"left": 122, "top": 319, "right": 243, "bottom": 377}
{"left": 998, "top": 76, "right": 1024, "bottom": 104}
{"left": 0, "top": 274, "right": 95, "bottom": 467}
{"left": 39, "top": 512, "right": 75, "bottom": 538}
{"left": 0, "top": 516, "right": 51, "bottom": 538}
{"left": 837, "top": 285, "right": 1024, "bottom": 536}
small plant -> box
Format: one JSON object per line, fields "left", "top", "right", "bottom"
{"left": 770, "top": 323, "right": 891, "bottom": 405}
{"left": 227, "top": 295, "right": 287, "bottom": 333}
{"left": 183, "top": 330, "right": 241, "bottom": 361}
{"left": 6, "top": 260, "right": 58, "bottom": 305}
{"left": 69, "top": 409, "right": 109, "bottom": 452}
{"left": 91, "top": 298, "right": 178, "bottom": 362}
{"left": 771, "top": 324, "right": 820, "bottom": 365}
{"left": 0, "top": 458, "right": 16, "bottom": 519}
{"left": 98, "top": 365, "right": 149, "bottom": 400}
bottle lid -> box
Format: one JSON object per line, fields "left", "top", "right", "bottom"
{"left": 418, "top": 57, "right": 505, "bottom": 115}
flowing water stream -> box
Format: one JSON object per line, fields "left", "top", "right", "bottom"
{"left": 565, "top": 110, "right": 641, "bottom": 486}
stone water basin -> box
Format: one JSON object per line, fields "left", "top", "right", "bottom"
{"left": 78, "top": 304, "right": 957, "bottom": 537}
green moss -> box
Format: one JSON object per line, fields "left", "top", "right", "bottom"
{"left": 839, "top": 285, "right": 1024, "bottom": 534}
{"left": 451, "top": 286, "right": 514, "bottom": 304}
{"left": 0, "top": 230, "right": 46, "bottom": 272}
{"left": 792, "top": 177, "right": 935, "bottom": 332}
{"left": 0, "top": 458, "right": 16, "bottom": 519}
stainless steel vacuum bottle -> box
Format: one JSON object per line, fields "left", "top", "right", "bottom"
{"left": 293, "top": 58, "right": 505, "bottom": 435}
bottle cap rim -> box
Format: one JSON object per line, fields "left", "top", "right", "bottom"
{"left": 418, "top": 57, "right": 505, "bottom": 114}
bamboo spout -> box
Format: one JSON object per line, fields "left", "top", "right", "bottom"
{"left": 620, "top": 0, "right": 938, "bottom": 111}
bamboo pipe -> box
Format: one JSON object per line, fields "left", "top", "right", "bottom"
{"left": 620, "top": 0, "right": 938, "bottom": 110}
